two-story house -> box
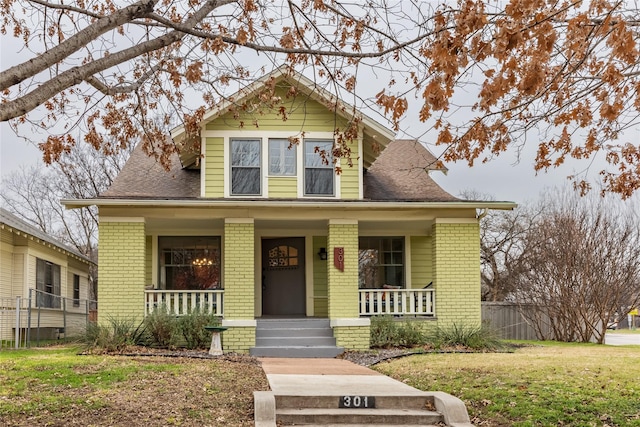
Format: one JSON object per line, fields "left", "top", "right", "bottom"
{"left": 64, "top": 67, "right": 515, "bottom": 356}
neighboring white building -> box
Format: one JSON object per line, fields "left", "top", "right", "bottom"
{"left": 0, "top": 208, "right": 94, "bottom": 341}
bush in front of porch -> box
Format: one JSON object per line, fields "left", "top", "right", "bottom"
{"left": 83, "top": 308, "right": 221, "bottom": 352}
{"left": 370, "top": 315, "right": 503, "bottom": 351}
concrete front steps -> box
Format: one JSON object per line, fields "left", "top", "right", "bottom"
{"left": 250, "top": 318, "right": 344, "bottom": 358}
{"left": 276, "top": 394, "right": 442, "bottom": 425}
{"left": 255, "top": 391, "right": 473, "bottom": 426}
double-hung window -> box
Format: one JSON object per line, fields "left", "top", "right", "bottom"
{"left": 269, "top": 138, "right": 296, "bottom": 176}
{"left": 36, "top": 258, "right": 61, "bottom": 308}
{"left": 231, "top": 138, "right": 261, "bottom": 195}
{"left": 73, "top": 274, "right": 80, "bottom": 307}
{"left": 358, "top": 237, "right": 405, "bottom": 289}
{"left": 304, "top": 139, "right": 334, "bottom": 196}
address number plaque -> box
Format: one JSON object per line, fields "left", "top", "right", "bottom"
{"left": 339, "top": 395, "right": 376, "bottom": 409}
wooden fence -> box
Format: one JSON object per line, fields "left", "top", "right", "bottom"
{"left": 481, "top": 302, "right": 544, "bottom": 340}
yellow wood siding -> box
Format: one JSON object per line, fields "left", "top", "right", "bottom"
{"left": 206, "top": 87, "right": 348, "bottom": 132}
{"left": 11, "top": 253, "right": 24, "bottom": 298}
{"left": 202, "top": 85, "right": 362, "bottom": 200}
{"left": 204, "top": 137, "right": 224, "bottom": 197}
{"left": 268, "top": 177, "right": 297, "bottom": 198}
{"left": 0, "top": 251, "right": 11, "bottom": 299}
{"left": 340, "top": 141, "right": 360, "bottom": 199}
{"left": 410, "top": 236, "right": 433, "bottom": 289}
{"left": 312, "top": 236, "right": 328, "bottom": 317}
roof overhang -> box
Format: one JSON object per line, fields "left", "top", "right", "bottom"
{"left": 62, "top": 198, "right": 517, "bottom": 211}
{"left": 0, "top": 223, "right": 95, "bottom": 265}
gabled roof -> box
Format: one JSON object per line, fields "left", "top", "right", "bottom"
{"left": 0, "top": 208, "right": 94, "bottom": 264}
{"left": 363, "top": 139, "right": 458, "bottom": 202}
{"left": 171, "top": 66, "right": 396, "bottom": 169}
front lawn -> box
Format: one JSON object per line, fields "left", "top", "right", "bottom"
{"left": 0, "top": 346, "right": 269, "bottom": 427}
{"left": 374, "top": 342, "right": 640, "bottom": 426}
{"left": 3, "top": 343, "right": 639, "bottom": 426}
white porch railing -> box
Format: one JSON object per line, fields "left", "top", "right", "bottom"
{"left": 359, "top": 289, "right": 435, "bottom": 316}
{"left": 144, "top": 290, "right": 224, "bottom": 317}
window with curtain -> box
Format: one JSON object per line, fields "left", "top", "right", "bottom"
{"left": 268, "top": 138, "right": 297, "bottom": 176}
{"left": 358, "top": 237, "right": 405, "bottom": 289}
{"left": 36, "top": 258, "right": 61, "bottom": 308}
{"left": 158, "top": 236, "right": 221, "bottom": 290}
{"left": 231, "top": 138, "right": 261, "bottom": 195}
{"left": 304, "top": 139, "right": 334, "bottom": 196}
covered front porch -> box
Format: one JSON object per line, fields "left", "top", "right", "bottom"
{"left": 97, "top": 203, "right": 481, "bottom": 354}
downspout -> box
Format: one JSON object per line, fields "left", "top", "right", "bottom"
{"left": 477, "top": 208, "right": 489, "bottom": 220}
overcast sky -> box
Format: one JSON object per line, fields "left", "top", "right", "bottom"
{"left": 1, "top": 15, "right": 638, "bottom": 208}
{"left": 2, "top": 119, "right": 625, "bottom": 206}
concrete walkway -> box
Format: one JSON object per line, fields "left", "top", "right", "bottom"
{"left": 255, "top": 358, "right": 473, "bottom": 427}
{"left": 605, "top": 332, "right": 640, "bottom": 346}
{"left": 260, "top": 357, "right": 425, "bottom": 397}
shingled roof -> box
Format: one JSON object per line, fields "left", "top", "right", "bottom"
{"left": 101, "top": 139, "right": 457, "bottom": 202}
{"left": 101, "top": 144, "right": 200, "bottom": 199}
{"left": 363, "top": 139, "right": 459, "bottom": 202}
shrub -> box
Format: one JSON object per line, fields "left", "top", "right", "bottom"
{"left": 428, "top": 324, "right": 503, "bottom": 350}
{"left": 144, "top": 306, "right": 178, "bottom": 349}
{"left": 370, "top": 315, "right": 400, "bottom": 348}
{"left": 84, "top": 316, "right": 146, "bottom": 352}
{"left": 396, "top": 320, "right": 427, "bottom": 347}
{"left": 370, "top": 316, "right": 427, "bottom": 348}
{"left": 178, "top": 309, "right": 221, "bottom": 350}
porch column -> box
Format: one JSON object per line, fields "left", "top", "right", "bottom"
{"left": 221, "top": 218, "right": 256, "bottom": 353}
{"left": 327, "top": 219, "right": 370, "bottom": 350}
{"left": 432, "top": 218, "right": 481, "bottom": 327}
{"left": 97, "top": 217, "right": 146, "bottom": 324}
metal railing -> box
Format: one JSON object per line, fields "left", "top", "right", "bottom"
{"left": 359, "top": 288, "right": 435, "bottom": 316}
{"left": 144, "top": 290, "right": 224, "bottom": 317}
{"left": 0, "top": 290, "right": 97, "bottom": 349}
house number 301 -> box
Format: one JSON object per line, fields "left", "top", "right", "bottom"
{"left": 339, "top": 395, "right": 375, "bottom": 408}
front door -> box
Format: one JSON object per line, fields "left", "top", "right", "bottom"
{"left": 262, "top": 237, "right": 306, "bottom": 316}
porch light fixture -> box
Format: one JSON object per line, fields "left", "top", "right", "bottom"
{"left": 318, "top": 247, "right": 328, "bottom": 260}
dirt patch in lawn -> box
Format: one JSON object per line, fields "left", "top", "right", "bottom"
{"left": 1, "top": 347, "right": 270, "bottom": 427}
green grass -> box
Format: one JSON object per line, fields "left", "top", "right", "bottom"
{"left": 0, "top": 346, "right": 179, "bottom": 416}
{"left": 375, "top": 342, "right": 640, "bottom": 426}
{"left": 609, "top": 328, "right": 640, "bottom": 334}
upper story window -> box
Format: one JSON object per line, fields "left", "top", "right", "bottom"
{"left": 231, "top": 138, "right": 261, "bottom": 195}
{"left": 269, "top": 138, "right": 296, "bottom": 176}
{"left": 36, "top": 258, "right": 61, "bottom": 308}
{"left": 304, "top": 139, "right": 334, "bottom": 196}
